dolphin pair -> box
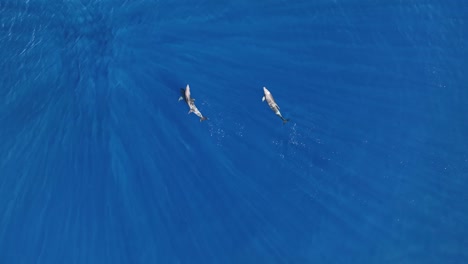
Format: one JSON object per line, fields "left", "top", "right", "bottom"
{"left": 179, "top": 84, "right": 289, "bottom": 124}
{"left": 179, "top": 84, "right": 207, "bottom": 122}
{"left": 262, "top": 87, "right": 289, "bottom": 124}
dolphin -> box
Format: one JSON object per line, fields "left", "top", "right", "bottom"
{"left": 179, "top": 84, "right": 207, "bottom": 122}
{"left": 262, "top": 87, "right": 289, "bottom": 124}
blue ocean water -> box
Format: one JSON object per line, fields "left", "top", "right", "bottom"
{"left": 1, "top": 0, "right": 467, "bottom": 263}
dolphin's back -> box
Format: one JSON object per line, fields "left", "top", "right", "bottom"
{"left": 266, "top": 95, "right": 279, "bottom": 112}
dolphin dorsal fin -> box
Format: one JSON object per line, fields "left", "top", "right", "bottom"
{"left": 191, "top": 98, "right": 195, "bottom": 102}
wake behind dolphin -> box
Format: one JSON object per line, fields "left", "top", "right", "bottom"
{"left": 262, "top": 87, "right": 289, "bottom": 124}
{"left": 179, "top": 84, "right": 208, "bottom": 122}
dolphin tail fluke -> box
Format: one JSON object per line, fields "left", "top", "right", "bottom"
{"left": 282, "top": 118, "right": 290, "bottom": 124}
{"left": 200, "top": 116, "right": 208, "bottom": 122}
